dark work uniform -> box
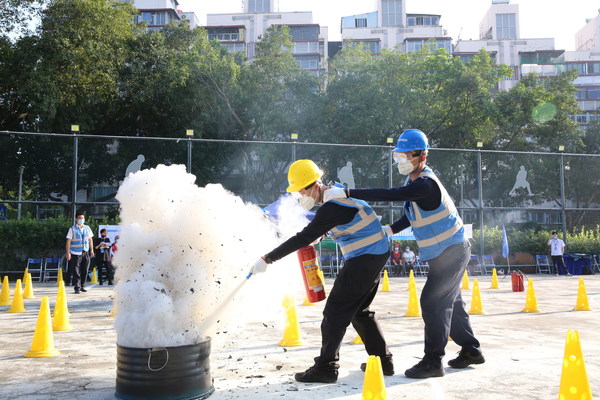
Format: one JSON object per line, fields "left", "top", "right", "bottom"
{"left": 95, "top": 236, "right": 113, "bottom": 284}
{"left": 350, "top": 174, "right": 481, "bottom": 363}
{"left": 266, "top": 201, "right": 392, "bottom": 371}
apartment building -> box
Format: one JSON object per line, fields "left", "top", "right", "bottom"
{"left": 454, "top": 0, "right": 557, "bottom": 91}
{"left": 340, "top": 0, "right": 451, "bottom": 55}
{"left": 123, "top": 0, "right": 199, "bottom": 31}
{"left": 206, "top": 0, "right": 328, "bottom": 75}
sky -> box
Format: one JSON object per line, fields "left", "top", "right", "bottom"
{"left": 178, "top": 0, "right": 600, "bottom": 51}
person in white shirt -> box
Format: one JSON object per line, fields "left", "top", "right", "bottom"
{"left": 402, "top": 247, "right": 416, "bottom": 275}
{"left": 547, "top": 232, "right": 570, "bottom": 276}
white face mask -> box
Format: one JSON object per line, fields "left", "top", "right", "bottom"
{"left": 393, "top": 152, "right": 416, "bottom": 175}
{"left": 294, "top": 185, "right": 317, "bottom": 210}
{"left": 299, "top": 195, "right": 315, "bottom": 210}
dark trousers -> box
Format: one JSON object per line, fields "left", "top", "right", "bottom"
{"left": 317, "top": 251, "right": 392, "bottom": 369}
{"left": 420, "top": 241, "right": 480, "bottom": 361}
{"left": 96, "top": 256, "right": 113, "bottom": 284}
{"left": 551, "top": 255, "right": 569, "bottom": 275}
{"left": 69, "top": 252, "right": 90, "bottom": 291}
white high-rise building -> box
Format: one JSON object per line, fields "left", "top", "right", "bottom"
{"left": 340, "top": 0, "right": 451, "bottom": 55}
{"left": 454, "top": 0, "right": 557, "bottom": 91}
{"left": 206, "top": 0, "right": 328, "bottom": 75}
{"left": 122, "top": 0, "right": 199, "bottom": 31}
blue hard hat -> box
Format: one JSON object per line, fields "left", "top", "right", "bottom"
{"left": 393, "top": 129, "right": 429, "bottom": 152}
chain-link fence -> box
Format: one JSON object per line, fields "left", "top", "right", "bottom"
{"left": 2, "top": 130, "right": 599, "bottom": 257}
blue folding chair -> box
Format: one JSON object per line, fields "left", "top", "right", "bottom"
{"left": 26, "top": 258, "right": 44, "bottom": 282}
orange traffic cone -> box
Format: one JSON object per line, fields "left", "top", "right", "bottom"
{"left": 522, "top": 278, "right": 540, "bottom": 313}
{"left": 573, "top": 278, "right": 591, "bottom": 311}
{"left": 404, "top": 286, "right": 421, "bottom": 317}
{"left": 23, "top": 272, "right": 35, "bottom": 299}
{"left": 490, "top": 268, "right": 499, "bottom": 289}
{"left": 468, "top": 279, "right": 485, "bottom": 315}
{"left": 53, "top": 281, "right": 72, "bottom": 331}
{"left": 8, "top": 279, "right": 27, "bottom": 313}
{"left": 25, "top": 296, "right": 60, "bottom": 357}
{"left": 558, "top": 330, "right": 592, "bottom": 400}
{"left": 461, "top": 270, "right": 470, "bottom": 290}
{"left": 278, "top": 295, "right": 303, "bottom": 347}
{"left": 362, "top": 355, "right": 386, "bottom": 400}
{"left": 0, "top": 276, "right": 10, "bottom": 306}
{"left": 381, "top": 270, "right": 391, "bottom": 292}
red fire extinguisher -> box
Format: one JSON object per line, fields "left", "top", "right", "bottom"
{"left": 296, "top": 246, "right": 326, "bottom": 303}
{"left": 511, "top": 271, "right": 524, "bottom": 292}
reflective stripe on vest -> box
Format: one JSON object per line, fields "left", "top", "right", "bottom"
{"left": 405, "top": 169, "right": 465, "bottom": 260}
{"left": 327, "top": 197, "right": 389, "bottom": 259}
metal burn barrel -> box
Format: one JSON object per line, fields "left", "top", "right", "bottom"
{"left": 116, "top": 339, "right": 214, "bottom": 400}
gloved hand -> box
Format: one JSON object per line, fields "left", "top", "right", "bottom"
{"left": 323, "top": 186, "right": 347, "bottom": 202}
{"left": 382, "top": 225, "right": 393, "bottom": 237}
{"left": 249, "top": 257, "right": 269, "bottom": 275}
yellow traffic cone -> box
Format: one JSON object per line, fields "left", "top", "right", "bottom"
{"left": 23, "top": 267, "right": 29, "bottom": 282}
{"left": 573, "top": 278, "right": 591, "bottom": 311}
{"left": 558, "top": 330, "right": 592, "bottom": 400}
{"left": 0, "top": 276, "right": 10, "bottom": 306}
{"left": 53, "top": 281, "right": 72, "bottom": 331}
{"left": 318, "top": 269, "right": 325, "bottom": 285}
{"left": 278, "top": 295, "right": 303, "bottom": 347}
{"left": 352, "top": 335, "right": 364, "bottom": 344}
{"left": 362, "top": 355, "right": 386, "bottom": 400}
{"left": 90, "top": 267, "right": 99, "bottom": 284}
{"left": 461, "top": 270, "right": 470, "bottom": 290}
{"left": 302, "top": 295, "right": 315, "bottom": 306}
{"left": 8, "top": 279, "right": 27, "bottom": 313}
{"left": 381, "top": 270, "right": 391, "bottom": 292}
{"left": 468, "top": 279, "right": 485, "bottom": 315}
{"left": 109, "top": 304, "right": 117, "bottom": 317}
{"left": 406, "top": 269, "right": 415, "bottom": 291}
{"left": 522, "top": 278, "right": 540, "bottom": 313}
{"left": 57, "top": 268, "right": 64, "bottom": 285}
{"left": 24, "top": 296, "right": 60, "bottom": 358}
{"left": 404, "top": 286, "right": 421, "bottom": 317}
{"left": 490, "top": 268, "right": 499, "bottom": 289}
{"left": 23, "top": 272, "right": 35, "bottom": 299}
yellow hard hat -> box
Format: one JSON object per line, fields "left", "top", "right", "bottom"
{"left": 286, "top": 160, "right": 323, "bottom": 192}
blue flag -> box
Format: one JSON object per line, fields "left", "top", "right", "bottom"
{"left": 501, "top": 225, "right": 509, "bottom": 259}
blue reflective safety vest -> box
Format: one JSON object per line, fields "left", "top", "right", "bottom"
{"left": 69, "top": 225, "right": 92, "bottom": 253}
{"left": 327, "top": 197, "right": 389, "bottom": 260}
{"left": 404, "top": 168, "right": 465, "bottom": 261}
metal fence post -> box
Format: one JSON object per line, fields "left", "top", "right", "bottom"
{"left": 186, "top": 130, "right": 194, "bottom": 173}
{"left": 559, "top": 149, "right": 568, "bottom": 240}
{"left": 477, "top": 143, "right": 484, "bottom": 256}
{"left": 71, "top": 125, "right": 79, "bottom": 220}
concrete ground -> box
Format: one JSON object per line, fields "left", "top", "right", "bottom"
{"left": 1, "top": 274, "right": 599, "bottom": 400}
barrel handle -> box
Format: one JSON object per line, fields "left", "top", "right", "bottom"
{"left": 147, "top": 348, "right": 169, "bottom": 372}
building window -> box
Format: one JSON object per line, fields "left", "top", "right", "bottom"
{"left": 248, "top": 0, "right": 270, "bottom": 13}
{"left": 289, "top": 26, "right": 319, "bottom": 41}
{"left": 496, "top": 13, "right": 516, "bottom": 39}
{"left": 355, "top": 18, "right": 367, "bottom": 28}
{"left": 344, "top": 40, "right": 380, "bottom": 55}
{"left": 407, "top": 16, "right": 439, "bottom": 26}
{"left": 406, "top": 39, "right": 451, "bottom": 53}
{"left": 382, "top": 0, "right": 402, "bottom": 26}
{"left": 292, "top": 41, "right": 320, "bottom": 54}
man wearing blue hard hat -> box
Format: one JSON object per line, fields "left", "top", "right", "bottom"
{"left": 325, "top": 129, "right": 484, "bottom": 379}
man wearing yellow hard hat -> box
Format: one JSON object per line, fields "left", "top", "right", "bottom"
{"left": 250, "top": 159, "right": 394, "bottom": 383}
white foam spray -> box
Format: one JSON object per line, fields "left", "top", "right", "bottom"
{"left": 113, "top": 164, "right": 309, "bottom": 349}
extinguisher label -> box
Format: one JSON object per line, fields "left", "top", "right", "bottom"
{"left": 303, "top": 258, "right": 324, "bottom": 290}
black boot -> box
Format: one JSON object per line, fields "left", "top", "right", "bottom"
{"left": 448, "top": 348, "right": 485, "bottom": 369}
{"left": 294, "top": 365, "right": 338, "bottom": 383}
{"left": 360, "top": 357, "right": 394, "bottom": 376}
{"left": 405, "top": 356, "right": 444, "bottom": 379}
